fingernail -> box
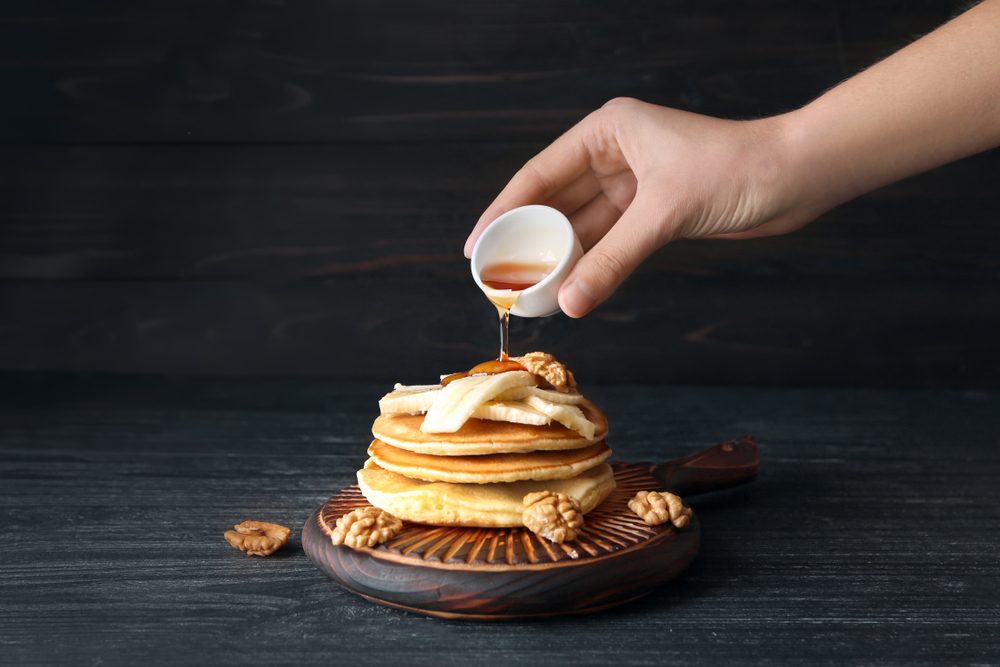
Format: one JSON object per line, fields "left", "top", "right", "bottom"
{"left": 558, "top": 277, "right": 596, "bottom": 318}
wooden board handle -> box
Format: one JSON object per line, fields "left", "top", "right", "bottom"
{"left": 648, "top": 435, "right": 759, "bottom": 497}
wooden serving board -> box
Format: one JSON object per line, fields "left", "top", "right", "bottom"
{"left": 303, "top": 436, "right": 758, "bottom": 619}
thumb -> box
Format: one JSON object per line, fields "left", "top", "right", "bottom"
{"left": 558, "top": 194, "right": 671, "bottom": 318}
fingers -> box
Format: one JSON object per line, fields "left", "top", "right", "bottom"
{"left": 558, "top": 193, "right": 670, "bottom": 318}
{"left": 464, "top": 121, "right": 593, "bottom": 257}
{"left": 545, "top": 172, "right": 603, "bottom": 218}
{"left": 568, "top": 192, "right": 621, "bottom": 250}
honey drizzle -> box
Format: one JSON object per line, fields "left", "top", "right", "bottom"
{"left": 498, "top": 306, "right": 511, "bottom": 362}
{"left": 483, "top": 288, "right": 518, "bottom": 362}
{"left": 480, "top": 260, "right": 556, "bottom": 362}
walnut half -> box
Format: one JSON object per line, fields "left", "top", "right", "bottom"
{"left": 628, "top": 491, "right": 693, "bottom": 529}
{"left": 522, "top": 491, "right": 584, "bottom": 543}
{"left": 513, "top": 352, "right": 577, "bottom": 393}
{"left": 331, "top": 506, "right": 403, "bottom": 549}
{"left": 224, "top": 520, "right": 291, "bottom": 556}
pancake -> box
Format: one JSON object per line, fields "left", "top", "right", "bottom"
{"left": 368, "top": 439, "right": 611, "bottom": 484}
{"left": 357, "top": 461, "right": 616, "bottom": 528}
{"left": 371, "top": 398, "right": 608, "bottom": 456}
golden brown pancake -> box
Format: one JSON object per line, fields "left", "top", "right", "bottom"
{"left": 371, "top": 398, "right": 608, "bottom": 455}
{"left": 367, "top": 439, "right": 611, "bottom": 484}
{"left": 357, "top": 461, "right": 616, "bottom": 527}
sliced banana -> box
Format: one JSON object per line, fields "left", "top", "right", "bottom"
{"left": 471, "top": 401, "right": 551, "bottom": 426}
{"left": 495, "top": 386, "right": 584, "bottom": 405}
{"left": 393, "top": 383, "right": 440, "bottom": 392}
{"left": 379, "top": 385, "right": 441, "bottom": 415}
{"left": 420, "top": 371, "right": 534, "bottom": 433}
{"left": 522, "top": 395, "right": 596, "bottom": 439}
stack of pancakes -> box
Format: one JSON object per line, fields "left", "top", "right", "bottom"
{"left": 357, "top": 369, "right": 616, "bottom": 528}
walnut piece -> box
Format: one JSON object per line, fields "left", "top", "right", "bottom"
{"left": 628, "top": 491, "right": 693, "bottom": 529}
{"left": 224, "top": 520, "right": 291, "bottom": 556}
{"left": 522, "top": 491, "right": 584, "bottom": 543}
{"left": 331, "top": 506, "right": 403, "bottom": 549}
{"left": 513, "top": 352, "right": 577, "bottom": 393}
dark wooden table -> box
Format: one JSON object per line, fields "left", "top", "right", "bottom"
{"left": 2, "top": 373, "right": 998, "bottom": 665}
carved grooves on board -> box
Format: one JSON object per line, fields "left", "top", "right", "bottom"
{"left": 319, "top": 463, "right": 669, "bottom": 566}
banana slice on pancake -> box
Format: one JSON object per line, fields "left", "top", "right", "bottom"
{"left": 379, "top": 377, "right": 596, "bottom": 437}
{"left": 371, "top": 398, "right": 608, "bottom": 456}
{"left": 495, "top": 385, "right": 584, "bottom": 405}
{"left": 420, "top": 371, "right": 534, "bottom": 433}
{"left": 378, "top": 385, "right": 441, "bottom": 415}
{"left": 522, "top": 395, "right": 596, "bottom": 440}
{"left": 472, "top": 401, "right": 549, "bottom": 426}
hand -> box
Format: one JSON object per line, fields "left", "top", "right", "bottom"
{"left": 466, "top": 0, "right": 1000, "bottom": 319}
{"left": 464, "top": 98, "right": 814, "bottom": 317}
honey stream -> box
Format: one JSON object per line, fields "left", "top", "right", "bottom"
{"left": 439, "top": 261, "right": 558, "bottom": 386}
{"left": 480, "top": 260, "right": 557, "bottom": 362}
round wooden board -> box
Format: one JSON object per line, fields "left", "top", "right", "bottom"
{"left": 303, "top": 463, "right": 700, "bottom": 619}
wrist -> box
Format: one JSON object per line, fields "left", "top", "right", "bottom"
{"left": 757, "top": 106, "right": 845, "bottom": 226}
{"left": 781, "top": 97, "right": 879, "bottom": 218}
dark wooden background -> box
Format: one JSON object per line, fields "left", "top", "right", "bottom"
{"left": 1, "top": 0, "right": 997, "bottom": 387}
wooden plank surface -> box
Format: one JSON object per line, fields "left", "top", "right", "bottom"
{"left": 0, "top": 1, "right": 957, "bottom": 143}
{"left": 2, "top": 144, "right": 997, "bottom": 281}
{"left": 1, "top": 144, "right": 998, "bottom": 385}
{"left": 1, "top": 374, "right": 998, "bottom": 665}
{"left": 1, "top": 0, "right": 997, "bottom": 387}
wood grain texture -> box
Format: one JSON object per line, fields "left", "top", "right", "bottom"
{"left": 0, "top": 144, "right": 998, "bottom": 386}
{"left": 302, "top": 440, "right": 755, "bottom": 619}
{"left": 0, "top": 1, "right": 955, "bottom": 143}
{"left": 1, "top": 1, "right": 997, "bottom": 387}
{"left": 1, "top": 375, "right": 998, "bottom": 664}
{"left": 304, "top": 464, "right": 703, "bottom": 619}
